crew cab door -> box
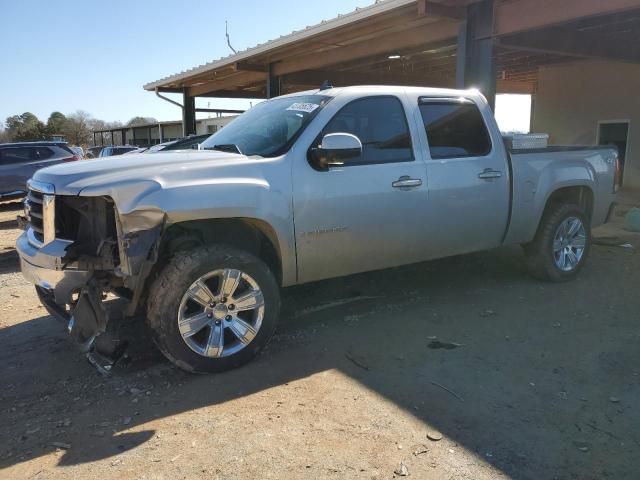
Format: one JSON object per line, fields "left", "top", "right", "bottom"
{"left": 416, "top": 97, "right": 510, "bottom": 256}
{"left": 292, "top": 95, "right": 428, "bottom": 283}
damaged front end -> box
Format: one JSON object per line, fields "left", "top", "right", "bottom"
{"left": 17, "top": 182, "right": 164, "bottom": 371}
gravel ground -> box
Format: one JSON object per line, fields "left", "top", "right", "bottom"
{"left": 0, "top": 195, "right": 639, "bottom": 480}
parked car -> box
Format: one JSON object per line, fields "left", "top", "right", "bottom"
{"left": 17, "top": 86, "right": 618, "bottom": 374}
{"left": 122, "top": 147, "right": 148, "bottom": 155}
{"left": 98, "top": 145, "right": 139, "bottom": 157}
{"left": 85, "top": 146, "right": 104, "bottom": 159}
{"left": 0, "top": 141, "right": 79, "bottom": 198}
{"left": 160, "top": 134, "right": 210, "bottom": 151}
{"left": 145, "top": 140, "right": 177, "bottom": 153}
{"left": 69, "top": 146, "right": 84, "bottom": 159}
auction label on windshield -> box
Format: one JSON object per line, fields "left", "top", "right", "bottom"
{"left": 286, "top": 102, "right": 320, "bottom": 113}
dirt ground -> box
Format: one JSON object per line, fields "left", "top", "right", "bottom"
{"left": 0, "top": 195, "right": 639, "bottom": 480}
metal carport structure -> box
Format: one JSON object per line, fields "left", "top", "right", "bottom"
{"left": 144, "top": 0, "right": 640, "bottom": 186}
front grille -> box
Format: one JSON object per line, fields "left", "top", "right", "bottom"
{"left": 26, "top": 190, "right": 45, "bottom": 243}
{"left": 25, "top": 180, "right": 55, "bottom": 247}
{"left": 25, "top": 181, "right": 119, "bottom": 266}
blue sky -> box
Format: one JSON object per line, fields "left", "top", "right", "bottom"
{"left": 0, "top": 0, "right": 372, "bottom": 124}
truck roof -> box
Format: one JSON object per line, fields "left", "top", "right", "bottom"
{"left": 278, "top": 84, "right": 485, "bottom": 100}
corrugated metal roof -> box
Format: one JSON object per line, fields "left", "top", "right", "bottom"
{"left": 143, "top": 0, "right": 417, "bottom": 90}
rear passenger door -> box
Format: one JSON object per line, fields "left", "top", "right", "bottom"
{"left": 417, "top": 97, "right": 510, "bottom": 256}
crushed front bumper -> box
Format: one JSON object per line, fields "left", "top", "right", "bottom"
{"left": 16, "top": 230, "right": 91, "bottom": 308}
{"left": 17, "top": 229, "right": 110, "bottom": 348}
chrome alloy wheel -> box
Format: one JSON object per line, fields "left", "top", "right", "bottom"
{"left": 177, "top": 269, "right": 265, "bottom": 358}
{"left": 552, "top": 216, "right": 587, "bottom": 272}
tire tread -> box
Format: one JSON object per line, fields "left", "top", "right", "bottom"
{"left": 146, "top": 245, "right": 279, "bottom": 373}
{"left": 524, "top": 203, "right": 591, "bottom": 282}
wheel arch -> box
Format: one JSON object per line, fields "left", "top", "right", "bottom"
{"left": 156, "top": 217, "right": 284, "bottom": 286}
{"left": 541, "top": 185, "right": 594, "bottom": 224}
{"left": 526, "top": 185, "right": 594, "bottom": 246}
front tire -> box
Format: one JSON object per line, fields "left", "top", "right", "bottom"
{"left": 524, "top": 203, "right": 591, "bottom": 282}
{"left": 146, "top": 245, "right": 280, "bottom": 373}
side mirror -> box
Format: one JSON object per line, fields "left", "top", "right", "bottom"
{"left": 309, "top": 132, "right": 362, "bottom": 170}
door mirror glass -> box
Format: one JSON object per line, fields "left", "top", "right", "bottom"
{"left": 309, "top": 132, "right": 362, "bottom": 170}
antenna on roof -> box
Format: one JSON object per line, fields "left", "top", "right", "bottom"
{"left": 225, "top": 21, "right": 237, "bottom": 54}
{"left": 319, "top": 80, "right": 333, "bottom": 91}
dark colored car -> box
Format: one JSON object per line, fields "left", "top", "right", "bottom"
{"left": 98, "top": 145, "right": 140, "bottom": 157}
{"left": 0, "top": 142, "right": 79, "bottom": 197}
{"left": 160, "top": 134, "right": 211, "bottom": 151}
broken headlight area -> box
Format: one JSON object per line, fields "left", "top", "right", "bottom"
{"left": 56, "top": 195, "right": 120, "bottom": 270}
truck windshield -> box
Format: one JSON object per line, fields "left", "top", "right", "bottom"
{"left": 201, "top": 95, "right": 331, "bottom": 157}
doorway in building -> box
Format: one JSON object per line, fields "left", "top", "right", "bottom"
{"left": 598, "top": 121, "right": 630, "bottom": 185}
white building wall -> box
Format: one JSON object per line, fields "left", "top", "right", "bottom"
{"left": 532, "top": 59, "right": 640, "bottom": 189}
{"left": 196, "top": 116, "right": 237, "bottom": 135}
{"left": 113, "top": 116, "right": 239, "bottom": 146}
{"left": 161, "top": 124, "right": 183, "bottom": 141}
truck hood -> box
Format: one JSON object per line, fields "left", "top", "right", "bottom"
{"left": 33, "top": 150, "right": 263, "bottom": 196}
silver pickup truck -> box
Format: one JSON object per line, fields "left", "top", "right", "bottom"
{"left": 16, "top": 86, "right": 618, "bottom": 373}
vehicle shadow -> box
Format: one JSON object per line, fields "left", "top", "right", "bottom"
{"left": 0, "top": 219, "right": 19, "bottom": 230}
{"left": 0, "top": 200, "right": 23, "bottom": 212}
{"left": 0, "top": 245, "right": 638, "bottom": 479}
{"left": 0, "top": 248, "right": 19, "bottom": 273}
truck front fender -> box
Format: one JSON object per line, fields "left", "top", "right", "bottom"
{"left": 113, "top": 178, "right": 296, "bottom": 287}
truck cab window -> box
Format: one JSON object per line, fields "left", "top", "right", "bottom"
{"left": 419, "top": 101, "right": 491, "bottom": 159}
{"left": 322, "top": 96, "right": 413, "bottom": 165}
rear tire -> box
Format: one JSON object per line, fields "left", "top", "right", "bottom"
{"left": 524, "top": 203, "right": 591, "bottom": 282}
{"left": 146, "top": 245, "right": 280, "bottom": 373}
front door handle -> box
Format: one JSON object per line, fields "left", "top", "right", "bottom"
{"left": 392, "top": 176, "right": 422, "bottom": 189}
{"left": 478, "top": 169, "right": 502, "bottom": 180}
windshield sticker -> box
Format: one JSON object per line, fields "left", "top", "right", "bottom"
{"left": 286, "top": 102, "right": 320, "bottom": 113}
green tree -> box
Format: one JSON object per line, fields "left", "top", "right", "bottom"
{"left": 46, "top": 111, "right": 67, "bottom": 135}
{"left": 63, "top": 110, "right": 93, "bottom": 145}
{"left": 0, "top": 124, "right": 11, "bottom": 143}
{"left": 127, "top": 116, "right": 157, "bottom": 126}
{"left": 5, "top": 112, "right": 47, "bottom": 141}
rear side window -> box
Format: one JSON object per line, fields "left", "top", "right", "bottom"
{"left": 34, "top": 147, "right": 54, "bottom": 160}
{"left": 322, "top": 96, "right": 413, "bottom": 165}
{"left": 419, "top": 100, "right": 491, "bottom": 159}
{"left": 0, "top": 147, "right": 33, "bottom": 165}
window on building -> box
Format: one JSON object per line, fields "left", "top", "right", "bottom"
{"left": 419, "top": 100, "right": 492, "bottom": 159}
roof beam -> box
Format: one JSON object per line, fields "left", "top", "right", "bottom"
{"left": 498, "top": 26, "right": 640, "bottom": 63}
{"left": 156, "top": 87, "right": 184, "bottom": 94}
{"left": 187, "top": 71, "right": 266, "bottom": 97}
{"left": 272, "top": 20, "right": 460, "bottom": 76}
{"left": 233, "top": 61, "right": 268, "bottom": 72}
{"left": 196, "top": 89, "right": 266, "bottom": 99}
{"left": 417, "top": 0, "right": 466, "bottom": 20}
{"left": 496, "top": 79, "right": 535, "bottom": 95}
{"left": 194, "top": 108, "right": 245, "bottom": 114}
{"left": 283, "top": 69, "right": 454, "bottom": 88}
{"left": 494, "top": 0, "right": 640, "bottom": 37}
